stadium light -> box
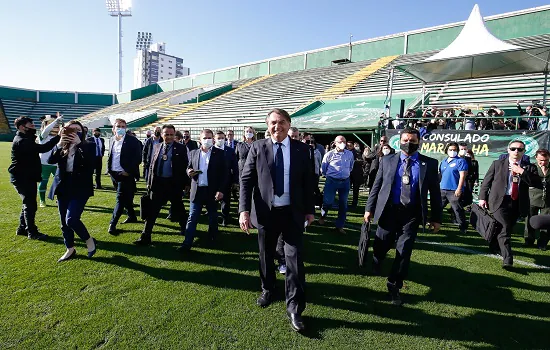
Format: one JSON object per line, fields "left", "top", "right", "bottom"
{"left": 136, "top": 31, "right": 152, "bottom": 51}
{"left": 106, "top": 0, "right": 132, "bottom": 93}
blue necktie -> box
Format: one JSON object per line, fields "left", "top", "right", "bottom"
{"left": 96, "top": 138, "right": 101, "bottom": 156}
{"left": 274, "top": 143, "right": 284, "bottom": 197}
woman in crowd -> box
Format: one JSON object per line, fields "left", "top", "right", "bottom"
{"left": 38, "top": 114, "right": 63, "bottom": 207}
{"left": 368, "top": 144, "right": 395, "bottom": 189}
{"left": 465, "top": 149, "right": 479, "bottom": 194}
{"left": 235, "top": 126, "right": 256, "bottom": 178}
{"left": 48, "top": 120, "right": 97, "bottom": 262}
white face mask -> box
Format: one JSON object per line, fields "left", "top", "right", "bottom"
{"left": 458, "top": 149, "right": 467, "bottom": 156}
{"left": 448, "top": 150, "right": 458, "bottom": 158}
{"left": 336, "top": 142, "right": 346, "bottom": 150}
{"left": 202, "top": 138, "right": 213, "bottom": 149}
{"left": 116, "top": 128, "right": 126, "bottom": 137}
{"left": 354, "top": 146, "right": 360, "bottom": 151}
{"left": 245, "top": 132, "right": 254, "bottom": 139}
{"left": 215, "top": 139, "right": 225, "bottom": 148}
{"left": 382, "top": 149, "right": 391, "bottom": 156}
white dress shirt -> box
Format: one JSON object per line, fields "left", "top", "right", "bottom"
{"left": 506, "top": 158, "right": 519, "bottom": 195}
{"left": 272, "top": 136, "right": 291, "bottom": 207}
{"left": 198, "top": 148, "right": 212, "bottom": 187}
{"left": 66, "top": 145, "right": 76, "bottom": 172}
{"left": 111, "top": 136, "right": 125, "bottom": 172}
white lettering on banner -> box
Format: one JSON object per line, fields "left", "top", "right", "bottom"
{"left": 422, "top": 133, "right": 490, "bottom": 143}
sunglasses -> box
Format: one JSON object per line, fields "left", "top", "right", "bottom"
{"left": 509, "top": 147, "right": 525, "bottom": 152}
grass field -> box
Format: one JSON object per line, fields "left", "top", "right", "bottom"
{"left": 0, "top": 142, "right": 549, "bottom": 349}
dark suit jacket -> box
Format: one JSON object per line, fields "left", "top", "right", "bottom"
{"left": 48, "top": 142, "right": 95, "bottom": 199}
{"left": 184, "top": 140, "right": 199, "bottom": 152}
{"left": 87, "top": 136, "right": 105, "bottom": 156}
{"left": 107, "top": 135, "right": 142, "bottom": 178}
{"left": 239, "top": 138, "right": 315, "bottom": 229}
{"left": 222, "top": 146, "right": 239, "bottom": 186}
{"left": 479, "top": 157, "right": 535, "bottom": 216}
{"left": 9, "top": 131, "right": 60, "bottom": 182}
{"left": 147, "top": 142, "right": 190, "bottom": 192}
{"left": 142, "top": 136, "right": 163, "bottom": 166}
{"left": 187, "top": 147, "right": 228, "bottom": 203}
{"left": 365, "top": 152, "right": 442, "bottom": 225}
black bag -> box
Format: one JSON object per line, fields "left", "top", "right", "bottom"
{"left": 469, "top": 204, "right": 501, "bottom": 242}
{"left": 358, "top": 221, "right": 372, "bottom": 267}
{"left": 140, "top": 192, "right": 152, "bottom": 221}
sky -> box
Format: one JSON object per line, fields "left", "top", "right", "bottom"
{"left": 0, "top": 0, "right": 547, "bottom": 94}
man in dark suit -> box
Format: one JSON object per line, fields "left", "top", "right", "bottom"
{"left": 364, "top": 128, "right": 442, "bottom": 306}
{"left": 182, "top": 130, "right": 199, "bottom": 154}
{"left": 142, "top": 126, "right": 163, "bottom": 181}
{"left": 107, "top": 118, "right": 142, "bottom": 234}
{"left": 239, "top": 108, "right": 315, "bottom": 332}
{"left": 479, "top": 140, "right": 535, "bottom": 269}
{"left": 177, "top": 129, "right": 227, "bottom": 251}
{"left": 87, "top": 128, "right": 105, "bottom": 189}
{"left": 226, "top": 129, "right": 239, "bottom": 149}
{"left": 214, "top": 131, "right": 239, "bottom": 226}
{"left": 135, "top": 124, "right": 189, "bottom": 245}
{"left": 9, "top": 116, "right": 60, "bottom": 240}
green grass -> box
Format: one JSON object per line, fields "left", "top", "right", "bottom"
{"left": 0, "top": 141, "right": 549, "bottom": 349}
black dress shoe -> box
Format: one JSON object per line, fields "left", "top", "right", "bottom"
{"left": 108, "top": 224, "right": 119, "bottom": 235}
{"left": 28, "top": 232, "right": 48, "bottom": 240}
{"left": 134, "top": 235, "right": 152, "bottom": 246}
{"left": 176, "top": 244, "right": 191, "bottom": 253}
{"left": 287, "top": 313, "right": 305, "bottom": 332}
{"left": 16, "top": 226, "right": 27, "bottom": 236}
{"left": 122, "top": 217, "right": 138, "bottom": 224}
{"left": 371, "top": 262, "right": 381, "bottom": 276}
{"left": 387, "top": 281, "right": 403, "bottom": 306}
{"left": 502, "top": 262, "right": 513, "bottom": 270}
{"left": 95, "top": 185, "right": 103, "bottom": 190}
{"left": 256, "top": 290, "right": 273, "bottom": 308}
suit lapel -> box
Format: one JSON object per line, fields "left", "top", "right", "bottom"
{"left": 388, "top": 153, "right": 400, "bottom": 185}
{"left": 289, "top": 139, "right": 298, "bottom": 195}
{"left": 418, "top": 155, "right": 427, "bottom": 189}
{"left": 264, "top": 138, "right": 274, "bottom": 172}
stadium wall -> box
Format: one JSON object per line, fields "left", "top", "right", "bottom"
{"left": 0, "top": 85, "right": 114, "bottom": 106}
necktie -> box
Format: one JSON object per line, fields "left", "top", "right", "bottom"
{"left": 96, "top": 138, "right": 101, "bottom": 157}
{"left": 158, "top": 144, "right": 168, "bottom": 177}
{"left": 274, "top": 143, "right": 284, "bottom": 197}
{"left": 400, "top": 157, "right": 411, "bottom": 206}
{"left": 511, "top": 163, "right": 519, "bottom": 200}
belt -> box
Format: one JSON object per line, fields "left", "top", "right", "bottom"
{"left": 272, "top": 205, "right": 290, "bottom": 210}
{"left": 328, "top": 176, "right": 349, "bottom": 181}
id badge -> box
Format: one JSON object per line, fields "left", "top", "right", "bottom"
{"left": 512, "top": 175, "right": 519, "bottom": 183}
{"left": 162, "top": 154, "right": 168, "bottom": 161}
{"left": 402, "top": 175, "right": 410, "bottom": 185}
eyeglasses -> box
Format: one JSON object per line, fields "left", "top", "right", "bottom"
{"left": 509, "top": 147, "right": 525, "bottom": 152}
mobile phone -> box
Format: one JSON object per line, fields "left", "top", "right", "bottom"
{"left": 194, "top": 170, "right": 203, "bottom": 174}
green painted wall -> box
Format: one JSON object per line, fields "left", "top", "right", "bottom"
{"left": 130, "top": 84, "right": 158, "bottom": 101}
{"left": 306, "top": 47, "right": 348, "bottom": 69}
{"left": 194, "top": 73, "right": 214, "bottom": 86}
{"left": 269, "top": 55, "right": 304, "bottom": 74}
{"left": 214, "top": 68, "right": 239, "bottom": 83}
{"left": 353, "top": 36, "right": 404, "bottom": 61}
{"left": 486, "top": 9, "right": 550, "bottom": 39}
{"left": 39, "top": 91, "right": 74, "bottom": 104}
{"left": 174, "top": 77, "right": 193, "bottom": 90}
{"left": 239, "top": 62, "right": 268, "bottom": 79}
{"left": 157, "top": 80, "right": 174, "bottom": 92}
{"left": 78, "top": 93, "right": 112, "bottom": 106}
{"left": 407, "top": 26, "right": 462, "bottom": 54}
{"left": 0, "top": 86, "right": 36, "bottom": 101}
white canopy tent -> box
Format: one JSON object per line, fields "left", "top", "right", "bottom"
{"left": 386, "top": 4, "right": 550, "bottom": 116}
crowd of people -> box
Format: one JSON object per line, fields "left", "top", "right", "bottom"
{"left": 7, "top": 107, "right": 550, "bottom": 332}
{"left": 382, "top": 101, "right": 548, "bottom": 132}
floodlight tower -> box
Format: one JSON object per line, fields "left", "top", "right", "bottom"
{"left": 106, "top": 0, "right": 132, "bottom": 92}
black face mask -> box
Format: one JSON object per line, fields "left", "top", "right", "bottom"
{"left": 94, "top": 133, "right": 100, "bottom": 138}
{"left": 183, "top": 135, "right": 190, "bottom": 140}
{"left": 155, "top": 131, "right": 161, "bottom": 137}
{"left": 25, "top": 127, "right": 36, "bottom": 136}
{"left": 400, "top": 142, "right": 419, "bottom": 155}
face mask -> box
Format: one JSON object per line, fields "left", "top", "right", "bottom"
{"left": 94, "top": 133, "right": 100, "bottom": 138}
{"left": 245, "top": 132, "right": 254, "bottom": 139}
{"left": 155, "top": 131, "right": 161, "bottom": 137}
{"left": 76, "top": 132, "right": 83, "bottom": 141}
{"left": 448, "top": 150, "right": 458, "bottom": 158}
{"left": 215, "top": 139, "right": 225, "bottom": 148}
{"left": 355, "top": 146, "right": 360, "bottom": 151}
{"left": 336, "top": 142, "right": 346, "bottom": 150}
{"left": 116, "top": 128, "right": 126, "bottom": 137}
{"left": 183, "top": 135, "right": 189, "bottom": 140}
{"left": 382, "top": 149, "right": 391, "bottom": 156}
{"left": 25, "top": 127, "right": 37, "bottom": 136}
{"left": 400, "top": 142, "right": 419, "bottom": 155}
{"left": 458, "top": 149, "right": 467, "bottom": 156}
{"left": 202, "top": 139, "right": 213, "bottom": 149}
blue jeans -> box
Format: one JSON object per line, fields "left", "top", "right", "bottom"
{"left": 110, "top": 172, "right": 137, "bottom": 224}
{"left": 57, "top": 196, "right": 90, "bottom": 249}
{"left": 182, "top": 187, "right": 219, "bottom": 248}
{"left": 322, "top": 177, "right": 350, "bottom": 228}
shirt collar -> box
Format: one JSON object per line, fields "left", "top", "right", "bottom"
{"left": 271, "top": 136, "right": 290, "bottom": 147}
{"left": 201, "top": 147, "right": 212, "bottom": 155}
{"left": 400, "top": 151, "right": 419, "bottom": 161}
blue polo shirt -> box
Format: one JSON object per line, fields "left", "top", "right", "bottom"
{"left": 439, "top": 157, "right": 468, "bottom": 191}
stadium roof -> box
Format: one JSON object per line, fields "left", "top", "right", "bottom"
{"left": 397, "top": 4, "right": 550, "bottom": 83}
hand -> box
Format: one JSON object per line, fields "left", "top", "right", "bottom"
{"left": 364, "top": 211, "right": 372, "bottom": 222}
{"left": 187, "top": 169, "right": 199, "bottom": 178}
{"left": 478, "top": 199, "right": 487, "bottom": 209}
{"left": 214, "top": 192, "right": 224, "bottom": 201}
{"left": 120, "top": 171, "right": 130, "bottom": 177}
{"left": 430, "top": 222, "right": 441, "bottom": 233}
{"left": 305, "top": 214, "right": 314, "bottom": 227}
{"left": 510, "top": 163, "right": 524, "bottom": 175}
{"left": 239, "top": 211, "right": 253, "bottom": 234}
{"left": 454, "top": 189, "right": 462, "bottom": 198}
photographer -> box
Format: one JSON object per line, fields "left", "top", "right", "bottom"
{"left": 518, "top": 100, "right": 548, "bottom": 130}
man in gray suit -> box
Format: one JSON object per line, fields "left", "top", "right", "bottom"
{"left": 239, "top": 108, "right": 315, "bottom": 332}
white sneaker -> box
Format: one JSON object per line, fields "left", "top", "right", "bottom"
{"left": 278, "top": 264, "right": 287, "bottom": 274}
{"left": 320, "top": 208, "right": 326, "bottom": 217}
{"left": 39, "top": 201, "right": 46, "bottom": 208}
